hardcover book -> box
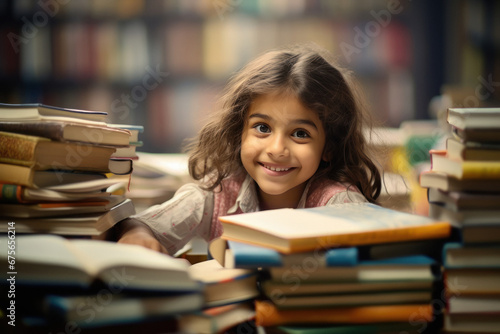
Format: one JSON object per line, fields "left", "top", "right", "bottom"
{"left": 0, "top": 121, "right": 131, "bottom": 147}
{"left": 443, "top": 242, "right": 500, "bottom": 268}
{"left": 209, "top": 238, "right": 446, "bottom": 269}
{"left": 218, "top": 203, "right": 451, "bottom": 254}
{"left": 0, "top": 198, "right": 135, "bottom": 236}
{"left": 0, "top": 131, "right": 117, "bottom": 172}
{"left": 254, "top": 301, "right": 433, "bottom": 327}
{"left": 427, "top": 187, "right": 500, "bottom": 211}
{"left": 187, "top": 259, "right": 259, "bottom": 307}
{"left": 430, "top": 149, "right": 500, "bottom": 179}
{"left": 0, "top": 163, "right": 110, "bottom": 188}
{"left": 447, "top": 107, "right": 500, "bottom": 129}
{"left": 446, "top": 137, "right": 500, "bottom": 161}
{"left": 419, "top": 170, "right": 500, "bottom": 193}
{"left": 0, "top": 102, "right": 107, "bottom": 123}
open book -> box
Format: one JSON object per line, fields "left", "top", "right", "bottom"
{"left": 0, "top": 234, "right": 201, "bottom": 292}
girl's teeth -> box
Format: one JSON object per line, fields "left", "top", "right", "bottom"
{"left": 266, "top": 165, "right": 290, "bottom": 172}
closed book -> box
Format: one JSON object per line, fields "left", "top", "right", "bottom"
{"left": 452, "top": 126, "right": 500, "bottom": 143}
{"left": 443, "top": 242, "right": 500, "bottom": 268}
{"left": 447, "top": 107, "right": 500, "bottom": 129}
{"left": 0, "top": 233, "right": 201, "bottom": 292}
{"left": 0, "top": 163, "right": 109, "bottom": 188}
{"left": 0, "top": 198, "right": 135, "bottom": 236}
{"left": 0, "top": 194, "right": 125, "bottom": 218}
{"left": 268, "top": 255, "right": 439, "bottom": 283}
{"left": 219, "top": 203, "right": 451, "bottom": 254}
{"left": 266, "top": 323, "right": 428, "bottom": 334}
{"left": 0, "top": 121, "right": 132, "bottom": 147}
{"left": 419, "top": 170, "right": 500, "bottom": 192}
{"left": 267, "top": 290, "right": 432, "bottom": 310}
{"left": 0, "top": 181, "right": 126, "bottom": 203}
{"left": 430, "top": 149, "right": 500, "bottom": 179}
{"left": 447, "top": 137, "right": 500, "bottom": 161}
{"left": 444, "top": 268, "right": 500, "bottom": 295}
{"left": 108, "top": 158, "right": 134, "bottom": 175}
{"left": 460, "top": 225, "right": 500, "bottom": 245}
{"left": 187, "top": 259, "right": 259, "bottom": 307}
{"left": 427, "top": 187, "right": 500, "bottom": 211}
{"left": 0, "top": 102, "right": 107, "bottom": 123}
{"left": 444, "top": 313, "right": 500, "bottom": 334}
{"left": 107, "top": 123, "right": 144, "bottom": 143}
{"left": 210, "top": 239, "right": 447, "bottom": 269}
{"left": 254, "top": 301, "right": 433, "bottom": 327}
{"left": 178, "top": 303, "right": 255, "bottom": 334}
{"left": 446, "top": 295, "right": 500, "bottom": 314}
{"left": 0, "top": 131, "right": 116, "bottom": 172}
{"left": 429, "top": 202, "right": 500, "bottom": 226}
{"left": 46, "top": 292, "right": 203, "bottom": 327}
{"left": 261, "top": 279, "right": 434, "bottom": 298}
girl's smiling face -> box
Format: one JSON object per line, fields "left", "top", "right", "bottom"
{"left": 240, "top": 93, "right": 326, "bottom": 209}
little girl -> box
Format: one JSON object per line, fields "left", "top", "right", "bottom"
{"left": 116, "top": 43, "right": 382, "bottom": 254}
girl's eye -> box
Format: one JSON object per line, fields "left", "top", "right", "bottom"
{"left": 293, "top": 130, "right": 310, "bottom": 139}
{"left": 254, "top": 124, "right": 270, "bottom": 133}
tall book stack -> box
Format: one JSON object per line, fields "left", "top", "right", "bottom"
{"left": 210, "top": 203, "right": 453, "bottom": 332}
{"left": 419, "top": 107, "right": 500, "bottom": 333}
{"left": 0, "top": 103, "right": 140, "bottom": 238}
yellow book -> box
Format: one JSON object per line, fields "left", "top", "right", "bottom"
{"left": 430, "top": 149, "right": 500, "bottom": 179}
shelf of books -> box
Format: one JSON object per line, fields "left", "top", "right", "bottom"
{"left": 0, "top": 0, "right": 423, "bottom": 154}
{"left": 419, "top": 107, "right": 500, "bottom": 333}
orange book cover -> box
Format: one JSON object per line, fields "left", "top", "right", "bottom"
{"left": 255, "top": 300, "right": 434, "bottom": 327}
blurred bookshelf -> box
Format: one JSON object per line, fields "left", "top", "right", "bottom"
{"left": 0, "top": 0, "right": 498, "bottom": 153}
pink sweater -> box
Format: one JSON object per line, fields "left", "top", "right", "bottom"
{"left": 210, "top": 173, "right": 363, "bottom": 240}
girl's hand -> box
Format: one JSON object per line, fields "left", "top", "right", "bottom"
{"left": 116, "top": 218, "right": 168, "bottom": 254}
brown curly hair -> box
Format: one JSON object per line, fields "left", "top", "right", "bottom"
{"left": 184, "top": 43, "right": 381, "bottom": 203}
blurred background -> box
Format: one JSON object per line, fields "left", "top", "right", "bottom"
{"left": 0, "top": 0, "right": 499, "bottom": 153}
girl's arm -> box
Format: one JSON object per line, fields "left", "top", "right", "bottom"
{"left": 115, "top": 218, "right": 168, "bottom": 253}
{"left": 113, "top": 182, "right": 214, "bottom": 255}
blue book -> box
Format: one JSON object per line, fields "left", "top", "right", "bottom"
{"left": 45, "top": 292, "right": 202, "bottom": 327}
{"left": 209, "top": 238, "right": 446, "bottom": 269}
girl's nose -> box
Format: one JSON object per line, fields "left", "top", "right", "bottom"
{"left": 267, "top": 134, "right": 289, "bottom": 158}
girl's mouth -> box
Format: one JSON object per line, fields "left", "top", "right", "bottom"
{"left": 260, "top": 163, "right": 295, "bottom": 174}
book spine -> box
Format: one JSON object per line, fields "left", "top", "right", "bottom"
{"left": 462, "top": 161, "right": 500, "bottom": 179}
{"left": 325, "top": 247, "right": 359, "bottom": 266}
{"left": 0, "top": 132, "right": 41, "bottom": 165}
{"left": 0, "top": 183, "right": 24, "bottom": 203}
{"left": 0, "top": 122, "right": 64, "bottom": 141}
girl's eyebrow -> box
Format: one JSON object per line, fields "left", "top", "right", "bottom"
{"left": 248, "top": 113, "right": 319, "bottom": 130}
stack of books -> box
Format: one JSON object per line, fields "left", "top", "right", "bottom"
{"left": 0, "top": 103, "right": 140, "bottom": 238}
{"left": 419, "top": 107, "right": 500, "bottom": 333}
{"left": 178, "top": 259, "right": 259, "bottom": 333}
{"left": 441, "top": 242, "right": 500, "bottom": 333}
{"left": 211, "top": 203, "right": 453, "bottom": 332}
{"left": 0, "top": 234, "right": 203, "bottom": 332}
